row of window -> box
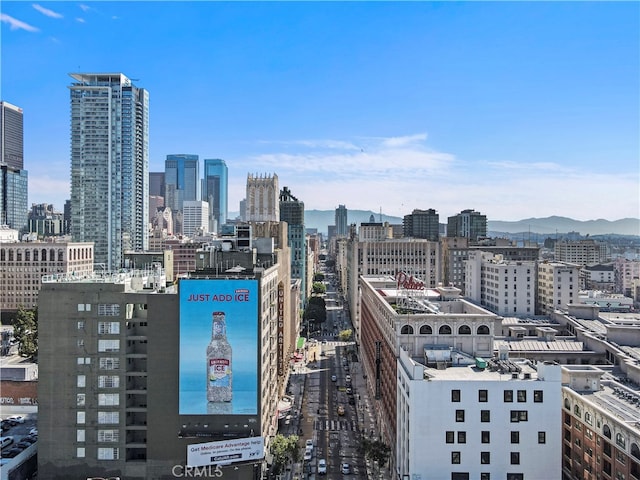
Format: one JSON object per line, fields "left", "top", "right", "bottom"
{"left": 454, "top": 409, "right": 530, "bottom": 423}
{"left": 401, "top": 325, "right": 490, "bottom": 335}
{"left": 446, "top": 430, "right": 546, "bottom": 444}
{"left": 450, "top": 451, "right": 522, "bottom": 465}
{"left": 76, "top": 447, "right": 119, "bottom": 460}
{"left": 451, "top": 472, "right": 524, "bottom": 480}
{"left": 452, "top": 389, "right": 544, "bottom": 403}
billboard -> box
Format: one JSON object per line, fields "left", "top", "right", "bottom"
{"left": 179, "top": 279, "right": 259, "bottom": 415}
{"left": 187, "top": 436, "right": 264, "bottom": 467}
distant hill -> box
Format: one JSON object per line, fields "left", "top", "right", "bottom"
{"left": 228, "top": 211, "right": 639, "bottom": 237}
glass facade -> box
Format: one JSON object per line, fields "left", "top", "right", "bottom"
{"left": 202, "top": 158, "right": 228, "bottom": 232}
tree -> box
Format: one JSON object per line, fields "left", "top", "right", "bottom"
{"left": 304, "top": 296, "right": 327, "bottom": 325}
{"left": 13, "top": 306, "right": 38, "bottom": 360}
{"left": 269, "top": 433, "right": 299, "bottom": 474}
{"left": 339, "top": 329, "right": 352, "bottom": 342}
{"left": 360, "top": 437, "right": 391, "bottom": 467}
{"left": 311, "top": 282, "right": 326, "bottom": 295}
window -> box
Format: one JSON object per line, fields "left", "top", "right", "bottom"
{"left": 98, "top": 393, "right": 119, "bottom": 406}
{"left": 77, "top": 394, "right": 85, "bottom": 407}
{"left": 477, "top": 325, "right": 490, "bottom": 334}
{"left": 481, "top": 410, "right": 490, "bottom": 422}
{"left": 574, "top": 404, "right": 581, "bottom": 417}
{"left": 451, "top": 474, "right": 469, "bottom": 480}
{"left": 452, "top": 390, "right": 461, "bottom": 402}
{"left": 98, "top": 304, "right": 120, "bottom": 316}
{"left": 99, "top": 358, "right": 120, "bottom": 370}
{"left": 77, "top": 411, "right": 86, "bottom": 424}
{"left": 446, "top": 431, "right": 455, "bottom": 443}
{"left": 440, "top": 325, "right": 452, "bottom": 334}
{"left": 458, "top": 325, "right": 471, "bottom": 335}
{"left": 507, "top": 474, "right": 524, "bottom": 480}
{"left": 538, "top": 431, "right": 546, "bottom": 444}
{"left": 451, "top": 451, "right": 461, "bottom": 464}
{"left": 517, "top": 390, "right": 527, "bottom": 402}
{"left": 77, "top": 321, "right": 85, "bottom": 330}
{"left": 77, "top": 375, "right": 86, "bottom": 388}
{"left": 479, "top": 390, "right": 488, "bottom": 402}
{"left": 511, "top": 452, "right": 520, "bottom": 465}
{"left": 534, "top": 390, "right": 543, "bottom": 402}
{"left": 77, "top": 447, "right": 86, "bottom": 458}
{"left": 511, "top": 431, "right": 520, "bottom": 443}
{"left": 456, "top": 410, "right": 465, "bottom": 422}
{"left": 400, "top": 325, "right": 414, "bottom": 334}
{"left": 98, "top": 430, "right": 119, "bottom": 442}
{"left": 98, "top": 321, "right": 120, "bottom": 335}
{"left": 585, "top": 411, "right": 593, "bottom": 426}
{"left": 457, "top": 432, "right": 466, "bottom": 444}
{"left": 480, "top": 474, "right": 490, "bottom": 480}
{"left": 616, "top": 433, "right": 626, "bottom": 449}
{"left": 511, "top": 410, "right": 528, "bottom": 422}
{"left": 77, "top": 429, "right": 85, "bottom": 442}
{"left": 481, "top": 431, "right": 491, "bottom": 443}
{"left": 98, "top": 375, "right": 119, "bottom": 388}
{"left": 98, "top": 411, "right": 119, "bottom": 424}
{"left": 504, "top": 390, "right": 513, "bottom": 402}
{"left": 98, "top": 340, "right": 120, "bottom": 352}
{"left": 420, "top": 325, "right": 432, "bottom": 334}
{"left": 481, "top": 452, "right": 490, "bottom": 464}
{"left": 97, "top": 447, "right": 119, "bottom": 460}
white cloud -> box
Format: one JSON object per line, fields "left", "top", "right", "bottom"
{"left": 0, "top": 13, "right": 39, "bottom": 32}
{"left": 76, "top": 17, "right": 85, "bottom": 23}
{"left": 226, "top": 134, "right": 639, "bottom": 221}
{"left": 32, "top": 4, "right": 63, "bottom": 19}
{"left": 79, "top": 4, "right": 90, "bottom": 12}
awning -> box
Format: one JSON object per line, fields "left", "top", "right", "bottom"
{"left": 296, "top": 337, "right": 306, "bottom": 350}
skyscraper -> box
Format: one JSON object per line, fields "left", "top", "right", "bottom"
{"left": 1, "top": 101, "right": 24, "bottom": 169}
{"left": 0, "top": 101, "right": 28, "bottom": 232}
{"left": 202, "top": 158, "right": 228, "bottom": 232}
{"left": 246, "top": 173, "right": 279, "bottom": 222}
{"left": 164, "top": 154, "right": 199, "bottom": 233}
{"left": 69, "top": 73, "right": 149, "bottom": 270}
{"left": 280, "top": 186, "right": 307, "bottom": 305}
{"left": 403, "top": 208, "right": 440, "bottom": 240}
{"left": 335, "top": 204, "right": 348, "bottom": 236}
{"left": 446, "top": 209, "right": 487, "bottom": 241}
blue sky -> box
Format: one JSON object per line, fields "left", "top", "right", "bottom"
{"left": 1, "top": 1, "right": 638, "bottom": 221}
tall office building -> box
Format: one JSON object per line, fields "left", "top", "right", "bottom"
{"left": 246, "top": 173, "right": 279, "bottom": 222}
{"left": 149, "top": 172, "right": 165, "bottom": 197}
{"left": 164, "top": 154, "right": 199, "bottom": 213}
{"left": 403, "top": 208, "right": 440, "bottom": 240}
{"left": 0, "top": 101, "right": 28, "bottom": 232}
{"left": 447, "top": 209, "right": 487, "bottom": 241}
{"left": 280, "top": 186, "right": 307, "bottom": 305}
{"left": 202, "top": 158, "right": 228, "bottom": 232}
{"left": 69, "top": 73, "right": 149, "bottom": 271}
{"left": 1, "top": 101, "right": 24, "bottom": 169}
{"left": 335, "top": 204, "right": 348, "bottom": 236}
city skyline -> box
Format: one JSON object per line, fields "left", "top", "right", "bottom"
{"left": 1, "top": 1, "right": 638, "bottom": 221}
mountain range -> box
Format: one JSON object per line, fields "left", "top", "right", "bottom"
{"left": 229, "top": 210, "right": 639, "bottom": 236}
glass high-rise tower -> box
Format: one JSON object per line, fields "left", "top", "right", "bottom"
{"left": 0, "top": 101, "right": 28, "bottom": 232}
{"left": 202, "top": 158, "right": 228, "bottom": 232}
{"left": 69, "top": 73, "right": 149, "bottom": 270}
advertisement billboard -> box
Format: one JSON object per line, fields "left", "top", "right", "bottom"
{"left": 179, "top": 278, "right": 258, "bottom": 415}
{"left": 187, "top": 436, "right": 264, "bottom": 467}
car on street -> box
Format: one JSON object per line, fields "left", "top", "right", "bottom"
{"left": 318, "top": 458, "right": 327, "bottom": 475}
{"left": 337, "top": 405, "right": 345, "bottom": 416}
{"left": 304, "top": 448, "right": 313, "bottom": 462}
{"left": 345, "top": 374, "right": 351, "bottom": 383}
{"left": 331, "top": 375, "right": 337, "bottom": 382}
{"left": 0, "top": 437, "right": 14, "bottom": 449}
{"left": 305, "top": 439, "right": 313, "bottom": 450}
{"left": 341, "top": 463, "right": 351, "bottom": 474}
{"left": 346, "top": 387, "right": 353, "bottom": 395}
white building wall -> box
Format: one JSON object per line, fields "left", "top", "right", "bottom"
{"left": 537, "top": 262, "right": 580, "bottom": 315}
{"left": 397, "top": 349, "right": 562, "bottom": 480}
{"left": 182, "top": 200, "right": 209, "bottom": 237}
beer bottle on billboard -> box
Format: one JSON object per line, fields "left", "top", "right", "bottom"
{"left": 207, "top": 311, "right": 232, "bottom": 402}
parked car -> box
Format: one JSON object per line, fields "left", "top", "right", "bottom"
{"left": 317, "top": 458, "right": 327, "bottom": 475}
{"left": 341, "top": 462, "right": 351, "bottom": 474}
{"left": 345, "top": 374, "right": 352, "bottom": 383}
{"left": 337, "top": 405, "right": 345, "bottom": 416}
{"left": 5, "top": 416, "right": 25, "bottom": 424}
{"left": 305, "top": 439, "right": 314, "bottom": 450}
{"left": 0, "top": 421, "right": 11, "bottom": 432}
{"left": 303, "top": 448, "right": 313, "bottom": 462}
{"left": 29, "top": 428, "right": 37, "bottom": 436}
{"left": 0, "top": 437, "right": 14, "bottom": 449}
{"left": 1, "top": 447, "right": 22, "bottom": 458}
{"left": 331, "top": 375, "right": 337, "bottom": 382}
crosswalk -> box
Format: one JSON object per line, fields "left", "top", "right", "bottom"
{"left": 314, "top": 419, "right": 359, "bottom": 431}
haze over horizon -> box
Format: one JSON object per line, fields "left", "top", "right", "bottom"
{"left": 1, "top": 1, "right": 638, "bottom": 222}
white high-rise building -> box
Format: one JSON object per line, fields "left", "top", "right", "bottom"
{"left": 69, "top": 73, "right": 149, "bottom": 270}
{"left": 397, "top": 348, "right": 562, "bottom": 480}
{"left": 182, "top": 200, "right": 209, "bottom": 237}
{"left": 537, "top": 261, "right": 581, "bottom": 315}
{"left": 465, "top": 251, "right": 537, "bottom": 316}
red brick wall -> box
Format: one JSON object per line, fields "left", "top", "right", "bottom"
{"left": 0, "top": 380, "right": 38, "bottom": 406}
